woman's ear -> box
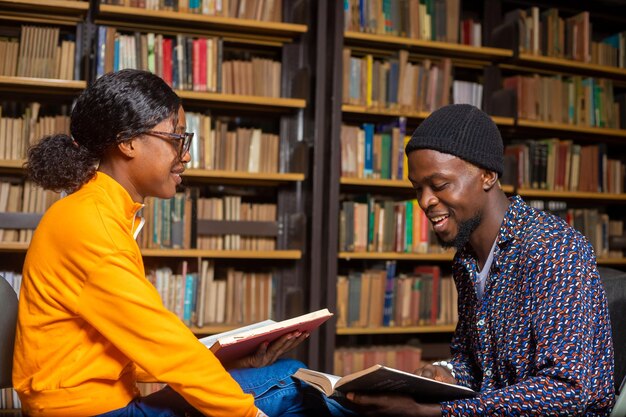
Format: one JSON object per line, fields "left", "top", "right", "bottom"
{"left": 117, "top": 140, "right": 135, "bottom": 158}
{"left": 482, "top": 169, "right": 499, "bottom": 191}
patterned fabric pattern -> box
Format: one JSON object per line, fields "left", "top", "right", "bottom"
{"left": 441, "top": 196, "right": 615, "bottom": 416}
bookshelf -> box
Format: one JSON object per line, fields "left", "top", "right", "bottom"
{"left": 318, "top": 0, "right": 626, "bottom": 375}
{"left": 0, "top": 4, "right": 325, "bottom": 412}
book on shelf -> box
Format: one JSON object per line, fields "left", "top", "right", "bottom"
{"left": 99, "top": 0, "right": 283, "bottom": 23}
{"left": 292, "top": 364, "right": 476, "bottom": 403}
{"left": 199, "top": 308, "right": 333, "bottom": 362}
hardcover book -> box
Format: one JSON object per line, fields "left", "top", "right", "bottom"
{"left": 293, "top": 364, "right": 476, "bottom": 403}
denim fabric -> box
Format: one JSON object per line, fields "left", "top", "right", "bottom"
{"left": 95, "top": 359, "right": 356, "bottom": 417}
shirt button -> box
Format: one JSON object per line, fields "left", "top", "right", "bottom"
{"left": 477, "top": 319, "right": 485, "bottom": 326}
{"left": 485, "top": 370, "right": 492, "bottom": 377}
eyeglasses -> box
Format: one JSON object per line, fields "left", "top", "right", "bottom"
{"left": 144, "top": 130, "right": 194, "bottom": 159}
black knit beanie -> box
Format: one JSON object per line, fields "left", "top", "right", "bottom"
{"left": 405, "top": 104, "right": 504, "bottom": 176}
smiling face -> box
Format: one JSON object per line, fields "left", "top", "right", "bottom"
{"left": 407, "top": 148, "right": 491, "bottom": 250}
{"left": 127, "top": 106, "right": 191, "bottom": 202}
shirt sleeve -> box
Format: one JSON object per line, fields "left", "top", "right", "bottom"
{"left": 76, "top": 251, "right": 259, "bottom": 417}
{"left": 441, "top": 235, "right": 615, "bottom": 416}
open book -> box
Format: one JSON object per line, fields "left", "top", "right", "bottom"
{"left": 199, "top": 309, "right": 333, "bottom": 363}
{"left": 293, "top": 364, "right": 476, "bottom": 403}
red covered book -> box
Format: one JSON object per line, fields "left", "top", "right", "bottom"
{"left": 200, "top": 308, "right": 333, "bottom": 363}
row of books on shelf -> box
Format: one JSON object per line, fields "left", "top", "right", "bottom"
{"left": 146, "top": 261, "right": 274, "bottom": 328}
{"left": 503, "top": 74, "right": 623, "bottom": 129}
{"left": 185, "top": 116, "right": 280, "bottom": 173}
{"left": 340, "top": 121, "right": 408, "bottom": 180}
{"left": 0, "top": 388, "right": 20, "bottom": 411}
{"left": 0, "top": 181, "right": 61, "bottom": 243}
{"left": 0, "top": 103, "right": 281, "bottom": 174}
{"left": 340, "top": 197, "right": 448, "bottom": 254}
{"left": 333, "top": 345, "right": 425, "bottom": 376}
{"left": 99, "top": 0, "right": 284, "bottom": 22}
{"left": 503, "top": 7, "right": 626, "bottom": 68}
{"left": 339, "top": 194, "right": 625, "bottom": 259}
{"left": 0, "top": 103, "right": 71, "bottom": 161}
{"left": 136, "top": 192, "right": 277, "bottom": 250}
{"left": 341, "top": 120, "right": 625, "bottom": 194}
{"left": 0, "top": 26, "right": 77, "bottom": 81}
{"left": 342, "top": 47, "right": 624, "bottom": 130}
{"left": 344, "top": 0, "right": 473, "bottom": 46}
{"left": 530, "top": 201, "right": 625, "bottom": 259}
{"left": 336, "top": 263, "right": 457, "bottom": 329}
{"left": 503, "top": 140, "right": 624, "bottom": 194}
{"left": 343, "top": 49, "right": 451, "bottom": 113}
{"left": 96, "top": 26, "right": 282, "bottom": 97}
{"left": 196, "top": 196, "right": 277, "bottom": 251}
{"left": 156, "top": 112, "right": 281, "bottom": 173}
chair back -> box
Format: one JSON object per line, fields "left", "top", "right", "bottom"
{"left": 599, "top": 267, "right": 626, "bottom": 393}
{"left": 0, "top": 276, "right": 18, "bottom": 388}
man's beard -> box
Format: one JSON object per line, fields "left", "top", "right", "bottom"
{"left": 436, "top": 212, "right": 482, "bottom": 251}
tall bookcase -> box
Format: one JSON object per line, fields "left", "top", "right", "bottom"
{"left": 0, "top": 3, "right": 336, "bottom": 411}
{"left": 319, "top": 0, "right": 626, "bottom": 374}
{"left": 1, "top": 0, "right": 625, "bottom": 409}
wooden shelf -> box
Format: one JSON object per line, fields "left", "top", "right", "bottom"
{"left": 341, "top": 104, "right": 515, "bottom": 126}
{"left": 342, "top": 104, "right": 430, "bottom": 119}
{"left": 97, "top": 4, "right": 307, "bottom": 45}
{"left": 516, "top": 119, "right": 626, "bottom": 138}
{"left": 0, "top": 162, "right": 306, "bottom": 187}
{"left": 340, "top": 177, "right": 413, "bottom": 189}
{"left": 0, "top": 242, "right": 28, "bottom": 252}
{"left": 339, "top": 251, "right": 453, "bottom": 261}
{"left": 344, "top": 31, "right": 513, "bottom": 61}
{"left": 183, "top": 170, "right": 304, "bottom": 186}
{"left": 517, "top": 189, "right": 626, "bottom": 202}
{"left": 0, "top": 0, "right": 88, "bottom": 11}
{"left": 0, "top": 244, "right": 301, "bottom": 259}
{"left": 337, "top": 324, "right": 456, "bottom": 335}
{"left": 341, "top": 177, "right": 512, "bottom": 195}
{"left": 176, "top": 90, "right": 306, "bottom": 110}
{"left": 0, "top": 76, "right": 86, "bottom": 93}
{"left": 0, "top": 160, "right": 25, "bottom": 172}
{"left": 0, "top": 0, "right": 88, "bottom": 24}
{"left": 597, "top": 258, "right": 626, "bottom": 266}
{"left": 516, "top": 53, "right": 626, "bottom": 82}
{"left": 141, "top": 249, "right": 302, "bottom": 259}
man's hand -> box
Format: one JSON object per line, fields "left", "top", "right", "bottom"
{"left": 414, "top": 364, "right": 456, "bottom": 384}
{"left": 223, "top": 331, "right": 309, "bottom": 369}
{"left": 345, "top": 393, "right": 442, "bottom": 417}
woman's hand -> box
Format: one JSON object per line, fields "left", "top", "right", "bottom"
{"left": 345, "top": 393, "right": 442, "bottom": 417}
{"left": 414, "top": 364, "right": 456, "bottom": 384}
{"left": 223, "top": 331, "right": 309, "bottom": 369}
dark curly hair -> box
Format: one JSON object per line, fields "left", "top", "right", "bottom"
{"left": 25, "top": 69, "right": 181, "bottom": 193}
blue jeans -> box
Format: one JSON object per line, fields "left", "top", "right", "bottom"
{"left": 95, "top": 359, "right": 355, "bottom": 417}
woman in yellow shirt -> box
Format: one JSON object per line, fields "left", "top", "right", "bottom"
{"left": 13, "top": 69, "right": 345, "bottom": 417}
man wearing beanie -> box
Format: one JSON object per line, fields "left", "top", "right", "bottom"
{"left": 345, "top": 104, "right": 615, "bottom": 416}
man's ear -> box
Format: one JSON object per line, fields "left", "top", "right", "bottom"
{"left": 482, "top": 169, "right": 499, "bottom": 191}
{"left": 117, "top": 140, "right": 135, "bottom": 158}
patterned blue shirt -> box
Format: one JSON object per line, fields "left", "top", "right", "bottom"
{"left": 441, "top": 196, "right": 615, "bottom": 416}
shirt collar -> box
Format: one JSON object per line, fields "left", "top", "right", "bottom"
{"left": 457, "top": 195, "right": 529, "bottom": 263}
{"left": 83, "top": 171, "right": 145, "bottom": 235}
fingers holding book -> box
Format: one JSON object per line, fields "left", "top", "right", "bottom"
{"left": 414, "top": 364, "right": 456, "bottom": 385}
{"left": 225, "top": 331, "right": 310, "bottom": 369}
